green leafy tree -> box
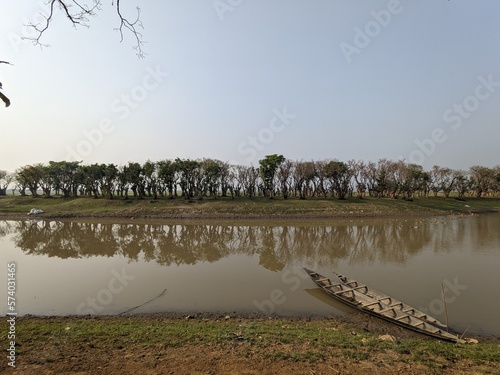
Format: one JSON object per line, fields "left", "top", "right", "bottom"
{"left": 259, "top": 154, "right": 285, "bottom": 199}
{"left": 175, "top": 158, "right": 199, "bottom": 199}
{"left": 81, "top": 164, "right": 104, "bottom": 198}
{"left": 100, "top": 164, "right": 118, "bottom": 199}
{"left": 16, "top": 164, "right": 44, "bottom": 196}
{"left": 142, "top": 160, "right": 158, "bottom": 199}
{"left": 201, "top": 159, "right": 222, "bottom": 199}
{"left": 324, "top": 160, "right": 351, "bottom": 199}
{"left": 157, "top": 160, "right": 178, "bottom": 198}
{"left": 125, "top": 162, "right": 144, "bottom": 199}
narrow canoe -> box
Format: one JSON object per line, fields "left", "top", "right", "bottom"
{"left": 303, "top": 267, "right": 465, "bottom": 343}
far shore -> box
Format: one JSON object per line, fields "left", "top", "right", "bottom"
{"left": 0, "top": 195, "right": 499, "bottom": 221}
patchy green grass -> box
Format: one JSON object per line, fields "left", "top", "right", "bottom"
{"left": 1, "top": 195, "right": 499, "bottom": 219}
{"left": 12, "top": 316, "right": 500, "bottom": 372}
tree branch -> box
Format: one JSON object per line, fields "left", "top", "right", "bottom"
{"left": 114, "top": 0, "right": 145, "bottom": 58}
{"left": 0, "top": 92, "right": 10, "bottom": 108}
{"left": 23, "top": 0, "right": 145, "bottom": 57}
{"left": 0, "top": 61, "right": 13, "bottom": 107}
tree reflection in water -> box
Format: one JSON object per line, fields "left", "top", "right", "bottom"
{"left": 2, "top": 215, "right": 498, "bottom": 270}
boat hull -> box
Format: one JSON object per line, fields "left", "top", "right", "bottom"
{"left": 303, "top": 267, "right": 464, "bottom": 343}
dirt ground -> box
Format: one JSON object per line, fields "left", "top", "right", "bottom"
{"left": 2, "top": 312, "right": 498, "bottom": 375}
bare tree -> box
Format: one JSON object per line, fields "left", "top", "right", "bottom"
{"left": 314, "top": 160, "right": 329, "bottom": 198}
{"left": 453, "top": 170, "right": 472, "bottom": 198}
{"left": 235, "top": 165, "right": 259, "bottom": 198}
{"left": 349, "top": 160, "right": 367, "bottom": 199}
{"left": 431, "top": 166, "right": 456, "bottom": 198}
{"left": 0, "top": 170, "right": 13, "bottom": 195}
{"left": 470, "top": 165, "right": 495, "bottom": 198}
{"left": 276, "top": 160, "right": 293, "bottom": 199}
{"left": 293, "top": 161, "right": 316, "bottom": 199}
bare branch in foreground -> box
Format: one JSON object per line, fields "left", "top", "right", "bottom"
{"left": 22, "top": 0, "right": 145, "bottom": 57}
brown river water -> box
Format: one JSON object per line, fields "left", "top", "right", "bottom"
{"left": 1, "top": 214, "right": 499, "bottom": 336}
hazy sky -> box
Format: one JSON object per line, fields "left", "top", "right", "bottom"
{"left": 1, "top": 0, "right": 499, "bottom": 173}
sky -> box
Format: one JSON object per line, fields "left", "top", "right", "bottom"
{"left": 1, "top": 0, "right": 499, "bottom": 173}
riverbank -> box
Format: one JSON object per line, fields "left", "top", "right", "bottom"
{"left": 0, "top": 195, "right": 499, "bottom": 220}
{"left": 2, "top": 313, "right": 499, "bottom": 375}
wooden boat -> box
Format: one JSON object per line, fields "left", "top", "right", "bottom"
{"left": 303, "top": 267, "right": 465, "bottom": 343}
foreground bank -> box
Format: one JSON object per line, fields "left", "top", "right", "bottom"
{"left": 2, "top": 314, "right": 499, "bottom": 375}
{"left": 1, "top": 195, "right": 499, "bottom": 220}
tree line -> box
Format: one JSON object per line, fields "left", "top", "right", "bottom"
{"left": 0, "top": 155, "right": 499, "bottom": 199}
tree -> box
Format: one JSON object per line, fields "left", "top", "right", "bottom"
{"left": 400, "top": 163, "right": 425, "bottom": 199}
{"left": 349, "top": 160, "right": 367, "bottom": 199}
{"left": 323, "top": 160, "right": 351, "bottom": 199}
{"left": 259, "top": 154, "right": 285, "bottom": 199}
{"left": 362, "top": 161, "right": 378, "bottom": 197}
{"left": 217, "top": 161, "right": 232, "bottom": 198}
{"left": 47, "top": 160, "right": 82, "bottom": 197}
{"left": 39, "top": 164, "right": 57, "bottom": 197}
{"left": 454, "top": 170, "right": 472, "bottom": 198}
{"left": 125, "top": 162, "right": 144, "bottom": 199}
{"left": 431, "top": 165, "right": 456, "bottom": 198}
{"left": 470, "top": 165, "right": 495, "bottom": 198}
{"left": 200, "top": 159, "right": 222, "bottom": 199}
{"left": 235, "top": 165, "right": 259, "bottom": 198}
{"left": 314, "top": 160, "right": 328, "bottom": 198}
{"left": 100, "top": 164, "right": 118, "bottom": 199}
{"left": 16, "top": 164, "right": 44, "bottom": 196}
{"left": 157, "top": 160, "right": 177, "bottom": 198}
{"left": 373, "top": 159, "right": 392, "bottom": 197}
{"left": 142, "top": 160, "right": 158, "bottom": 199}
{"left": 276, "top": 160, "right": 293, "bottom": 199}
{"left": 494, "top": 166, "right": 500, "bottom": 197}
{"left": 293, "top": 161, "right": 316, "bottom": 199}
{"left": 0, "top": 170, "right": 13, "bottom": 195}
{"left": 81, "top": 164, "right": 103, "bottom": 198}
{"left": 175, "top": 158, "right": 199, "bottom": 200}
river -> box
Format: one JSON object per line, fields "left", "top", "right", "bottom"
{"left": 0, "top": 214, "right": 499, "bottom": 336}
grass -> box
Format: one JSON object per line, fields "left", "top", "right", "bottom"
{"left": 0, "top": 194, "right": 499, "bottom": 219}
{"left": 13, "top": 315, "right": 500, "bottom": 371}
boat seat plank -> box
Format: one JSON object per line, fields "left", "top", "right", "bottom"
{"left": 361, "top": 297, "right": 392, "bottom": 308}
{"left": 316, "top": 278, "right": 331, "bottom": 284}
{"left": 377, "top": 303, "right": 405, "bottom": 314}
{"left": 323, "top": 283, "right": 343, "bottom": 289}
{"left": 332, "top": 285, "right": 368, "bottom": 295}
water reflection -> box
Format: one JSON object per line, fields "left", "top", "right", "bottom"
{"left": 2, "top": 215, "right": 497, "bottom": 270}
